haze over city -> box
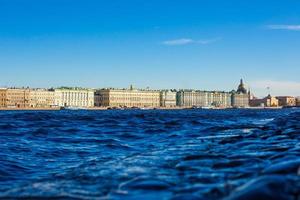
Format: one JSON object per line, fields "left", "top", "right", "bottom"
{"left": 1, "top": 0, "right": 300, "bottom": 97}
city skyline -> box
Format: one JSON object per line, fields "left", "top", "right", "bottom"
{"left": 1, "top": 0, "right": 300, "bottom": 97}
{"left": 0, "top": 80, "right": 299, "bottom": 99}
{"left": 1, "top": 80, "right": 299, "bottom": 109}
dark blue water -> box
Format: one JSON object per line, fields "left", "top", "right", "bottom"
{"left": 0, "top": 109, "right": 300, "bottom": 200}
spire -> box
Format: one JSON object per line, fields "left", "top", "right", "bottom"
{"left": 240, "top": 79, "right": 243, "bottom": 85}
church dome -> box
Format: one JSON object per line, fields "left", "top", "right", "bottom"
{"left": 237, "top": 79, "right": 247, "bottom": 94}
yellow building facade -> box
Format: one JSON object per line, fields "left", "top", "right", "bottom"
{"left": 95, "top": 88, "right": 160, "bottom": 108}
{"left": 6, "top": 88, "right": 30, "bottom": 108}
{"left": 0, "top": 89, "right": 7, "bottom": 107}
{"left": 250, "top": 95, "right": 279, "bottom": 107}
{"left": 266, "top": 96, "right": 279, "bottom": 107}
{"left": 276, "top": 96, "right": 296, "bottom": 107}
{"left": 28, "top": 89, "right": 55, "bottom": 108}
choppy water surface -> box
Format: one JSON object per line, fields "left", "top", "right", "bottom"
{"left": 0, "top": 109, "right": 300, "bottom": 199}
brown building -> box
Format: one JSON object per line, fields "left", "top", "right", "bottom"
{"left": 6, "top": 88, "right": 30, "bottom": 108}
{"left": 250, "top": 95, "right": 279, "bottom": 107}
{"left": 0, "top": 88, "right": 7, "bottom": 107}
{"left": 276, "top": 96, "right": 296, "bottom": 107}
{"left": 296, "top": 97, "right": 300, "bottom": 107}
{"left": 95, "top": 87, "right": 160, "bottom": 108}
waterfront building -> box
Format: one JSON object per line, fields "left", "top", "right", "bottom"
{"left": 0, "top": 88, "right": 7, "bottom": 107}
{"left": 176, "top": 90, "right": 205, "bottom": 107}
{"left": 264, "top": 95, "right": 279, "bottom": 107}
{"left": 160, "top": 90, "right": 177, "bottom": 107}
{"left": 297, "top": 97, "right": 300, "bottom": 107}
{"left": 54, "top": 88, "right": 94, "bottom": 108}
{"left": 249, "top": 98, "right": 264, "bottom": 107}
{"left": 6, "top": 88, "right": 30, "bottom": 108}
{"left": 209, "top": 91, "right": 232, "bottom": 107}
{"left": 231, "top": 79, "right": 249, "bottom": 108}
{"left": 28, "top": 89, "right": 55, "bottom": 108}
{"left": 250, "top": 95, "right": 279, "bottom": 107}
{"left": 176, "top": 90, "right": 231, "bottom": 108}
{"left": 276, "top": 96, "right": 296, "bottom": 107}
{"left": 95, "top": 87, "right": 160, "bottom": 107}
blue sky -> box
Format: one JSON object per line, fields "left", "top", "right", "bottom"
{"left": 0, "top": 0, "right": 300, "bottom": 96}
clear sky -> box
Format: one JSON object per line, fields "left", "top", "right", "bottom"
{"left": 0, "top": 0, "right": 300, "bottom": 97}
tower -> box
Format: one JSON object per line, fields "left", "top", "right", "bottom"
{"left": 237, "top": 78, "right": 247, "bottom": 94}
{"left": 232, "top": 79, "right": 249, "bottom": 108}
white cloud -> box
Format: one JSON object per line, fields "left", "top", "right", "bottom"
{"left": 267, "top": 25, "right": 300, "bottom": 31}
{"left": 162, "top": 37, "right": 221, "bottom": 46}
{"left": 250, "top": 80, "right": 300, "bottom": 97}
{"left": 162, "top": 38, "right": 194, "bottom": 46}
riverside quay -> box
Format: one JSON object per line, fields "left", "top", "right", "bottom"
{"left": 1, "top": 80, "right": 297, "bottom": 109}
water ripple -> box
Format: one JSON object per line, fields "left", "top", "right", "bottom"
{"left": 0, "top": 109, "right": 300, "bottom": 199}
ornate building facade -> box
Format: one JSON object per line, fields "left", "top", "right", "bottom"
{"left": 160, "top": 90, "right": 177, "bottom": 107}
{"left": 95, "top": 87, "right": 160, "bottom": 108}
{"left": 6, "top": 88, "right": 30, "bottom": 108}
{"left": 0, "top": 88, "right": 7, "bottom": 107}
{"left": 54, "top": 88, "right": 94, "bottom": 108}
{"left": 231, "top": 79, "right": 249, "bottom": 108}
{"left": 276, "top": 96, "right": 296, "bottom": 107}
{"left": 176, "top": 90, "right": 205, "bottom": 107}
{"left": 176, "top": 90, "right": 231, "bottom": 108}
{"left": 28, "top": 89, "right": 55, "bottom": 108}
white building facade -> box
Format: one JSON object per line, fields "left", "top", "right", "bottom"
{"left": 176, "top": 90, "right": 231, "bottom": 108}
{"left": 160, "top": 90, "right": 177, "bottom": 107}
{"left": 54, "top": 89, "right": 94, "bottom": 108}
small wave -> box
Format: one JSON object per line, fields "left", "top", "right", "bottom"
{"left": 0, "top": 109, "right": 299, "bottom": 199}
{"left": 197, "top": 134, "right": 240, "bottom": 140}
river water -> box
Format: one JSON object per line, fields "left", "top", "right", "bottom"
{"left": 0, "top": 109, "right": 299, "bottom": 199}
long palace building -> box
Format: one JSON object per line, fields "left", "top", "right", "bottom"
{"left": 0, "top": 87, "right": 94, "bottom": 108}
{"left": 176, "top": 90, "right": 232, "bottom": 108}
{"left": 95, "top": 86, "right": 160, "bottom": 108}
